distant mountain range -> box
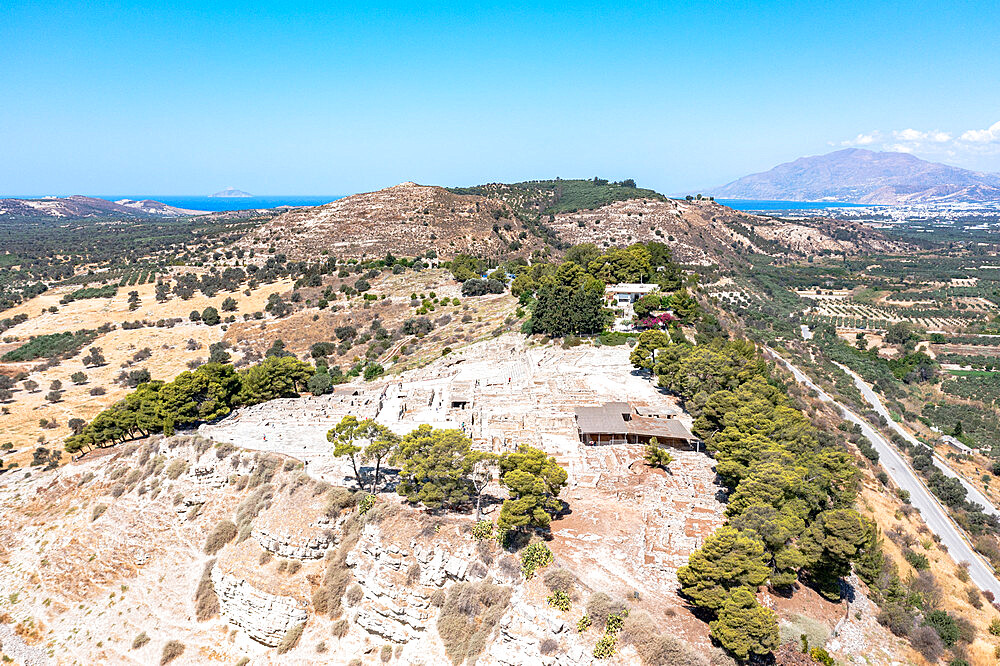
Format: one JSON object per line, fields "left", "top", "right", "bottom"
{"left": 712, "top": 148, "right": 1000, "bottom": 204}
{"left": 210, "top": 187, "right": 253, "bottom": 198}
{"left": 0, "top": 195, "right": 205, "bottom": 219}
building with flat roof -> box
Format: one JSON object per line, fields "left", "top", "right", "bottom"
{"left": 574, "top": 402, "right": 699, "bottom": 449}
{"left": 605, "top": 283, "right": 659, "bottom": 309}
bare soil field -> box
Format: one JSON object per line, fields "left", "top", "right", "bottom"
{"left": 0, "top": 280, "right": 293, "bottom": 455}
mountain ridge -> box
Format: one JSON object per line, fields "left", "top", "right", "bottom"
{"left": 0, "top": 195, "right": 206, "bottom": 219}
{"left": 712, "top": 148, "right": 1000, "bottom": 204}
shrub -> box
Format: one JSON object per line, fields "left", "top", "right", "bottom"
{"left": 195, "top": 560, "right": 219, "bottom": 621}
{"left": 877, "top": 601, "right": 916, "bottom": 637}
{"left": 332, "top": 619, "right": 349, "bottom": 638}
{"left": 903, "top": 548, "right": 930, "bottom": 570}
{"left": 346, "top": 584, "right": 363, "bottom": 606}
{"left": 131, "top": 632, "right": 150, "bottom": 649}
{"left": 540, "top": 637, "right": 559, "bottom": 655}
{"left": 160, "top": 640, "right": 185, "bottom": 665}
{"left": 437, "top": 581, "right": 512, "bottom": 664}
{"left": 778, "top": 613, "right": 829, "bottom": 650}
{"left": 277, "top": 622, "right": 304, "bottom": 654}
{"left": 204, "top": 520, "right": 237, "bottom": 554}
{"left": 543, "top": 568, "right": 576, "bottom": 595}
{"left": 546, "top": 590, "right": 570, "bottom": 611}
{"left": 91, "top": 503, "right": 108, "bottom": 521}
{"left": 923, "top": 610, "right": 959, "bottom": 647}
{"left": 472, "top": 520, "right": 494, "bottom": 541}
{"left": 577, "top": 615, "right": 592, "bottom": 632}
{"left": 586, "top": 593, "right": 627, "bottom": 631}
{"left": 165, "top": 458, "right": 188, "bottom": 480}
{"left": 381, "top": 645, "right": 392, "bottom": 663}
{"left": 519, "top": 542, "right": 553, "bottom": 579}
{"left": 909, "top": 625, "right": 943, "bottom": 662}
{"left": 618, "top": 610, "right": 706, "bottom": 666}
{"left": 593, "top": 634, "right": 617, "bottom": 659}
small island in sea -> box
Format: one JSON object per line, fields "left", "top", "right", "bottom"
{"left": 209, "top": 187, "right": 253, "bottom": 198}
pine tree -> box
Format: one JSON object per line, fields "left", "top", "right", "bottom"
{"left": 709, "top": 588, "right": 779, "bottom": 660}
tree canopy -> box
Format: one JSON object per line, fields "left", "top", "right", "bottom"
{"left": 66, "top": 356, "right": 316, "bottom": 451}
{"left": 497, "top": 445, "right": 568, "bottom": 530}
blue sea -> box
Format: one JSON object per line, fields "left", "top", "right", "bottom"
{"left": 97, "top": 195, "right": 344, "bottom": 212}
{"left": 716, "top": 199, "right": 866, "bottom": 211}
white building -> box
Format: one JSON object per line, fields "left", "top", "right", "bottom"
{"left": 605, "top": 283, "right": 659, "bottom": 311}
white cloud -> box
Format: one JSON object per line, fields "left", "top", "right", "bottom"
{"left": 895, "top": 128, "right": 924, "bottom": 141}
{"left": 836, "top": 120, "right": 1000, "bottom": 166}
{"left": 840, "top": 131, "right": 881, "bottom": 147}
{"left": 960, "top": 120, "right": 1000, "bottom": 143}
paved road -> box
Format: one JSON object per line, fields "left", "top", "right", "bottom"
{"left": 834, "top": 362, "right": 1000, "bottom": 519}
{"left": 766, "top": 349, "right": 1000, "bottom": 598}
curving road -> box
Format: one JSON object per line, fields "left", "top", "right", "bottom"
{"left": 766, "top": 349, "right": 1000, "bottom": 598}
{"left": 833, "top": 362, "right": 1000, "bottom": 519}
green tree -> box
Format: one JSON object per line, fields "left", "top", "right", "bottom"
{"left": 632, "top": 293, "right": 662, "bottom": 319}
{"left": 364, "top": 426, "right": 400, "bottom": 493}
{"left": 528, "top": 263, "right": 609, "bottom": 336}
{"left": 669, "top": 288, "right": 700, "bottom": 324}
{"left": 201, "top": 306, "right": 221, "bottom": 326}
{"left": 391, "top": 425, "right": 476, "bottom": 510}
{"left": 883, "top": 321, "right": 913, "bottom": 346}
{"left": 629, "top": 329, "right": 671, "bottom": 371}
{"left": 708, "top": 588, "right": 779, "bottom": 660}
{"left": 221, "top": 297, "right": 238, "bottom": 311}
{"left": 158, "top": 363, "right": 240, "bottom": 435}
{"left": 799, "top": 508, "right": 869, "bottom": 600}
{"left": 307, "top": 369, "right": 333, "bottom": 396}
{"left": 564, "top": 243, "right": 601, "bottom": 269}
{"left": 643, "top": 440, "right": 673, "bottom": 470}
{"left": 71, "top": 371, "right": 88, "bottom": 385}
{"left": 677, "top": 526, "right": 770, "bottom": 612}
{"left": 586, "top": 246, "right": 651, "bottom": 284}
{"left": 327, "top": 416, "right": 395, "bottom": 490}
{"left": 497, "top": 445, "right": 568, "bottom": 531}
{"left": 450, "top": 254, "right": 482, "bottom": 281}
{"left": 237, "top": 356, "right": 312, "bottom": 405}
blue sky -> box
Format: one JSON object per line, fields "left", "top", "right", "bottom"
{"left": 3, "top": 0, "right": 999, "bottom": 196}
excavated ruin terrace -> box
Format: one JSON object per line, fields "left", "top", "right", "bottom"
{"left": 0, "top": 334, "right": 905, "bottom": 665}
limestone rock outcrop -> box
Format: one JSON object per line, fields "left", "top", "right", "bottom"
{"left": 211, "top": 568, "right": 308, "bottom": 646}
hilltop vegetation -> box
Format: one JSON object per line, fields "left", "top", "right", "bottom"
{"left": 449, "top": 177, "right": 667, "bottom": 215}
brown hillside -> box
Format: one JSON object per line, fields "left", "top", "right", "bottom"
{"left": 240, "top": 182, "right": 546, "bottom": 261}
{"left": 546, "top": 197, "right": 909, "bottom": 265}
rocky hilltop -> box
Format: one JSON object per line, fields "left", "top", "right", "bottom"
{"left": 0, "top": 195, "right": 206, "bottom": 219}
{"left": 241, "top": 182, "right": 548, "bottom": 261}
{"left": 545, "top": 197, "right": 907, "bottom": 265}
{"left": 240, "top": 180, "right": 906, "bottom": 266}
{"left": 713, "top": 148, "right": 1000, "bottom": 204}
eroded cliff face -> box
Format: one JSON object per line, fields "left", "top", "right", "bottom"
{"left": 0, "top": 430, "right": 720, "bottom": 666}
{"left": 211, "top": 567, "right": 309, "bottom": 646}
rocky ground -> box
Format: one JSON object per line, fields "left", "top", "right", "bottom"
{"left": 240, "top": 182, "right": 548, "bottom": 262}
{"left": 0, "top": 336, "right": 916, "bottom": 665}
